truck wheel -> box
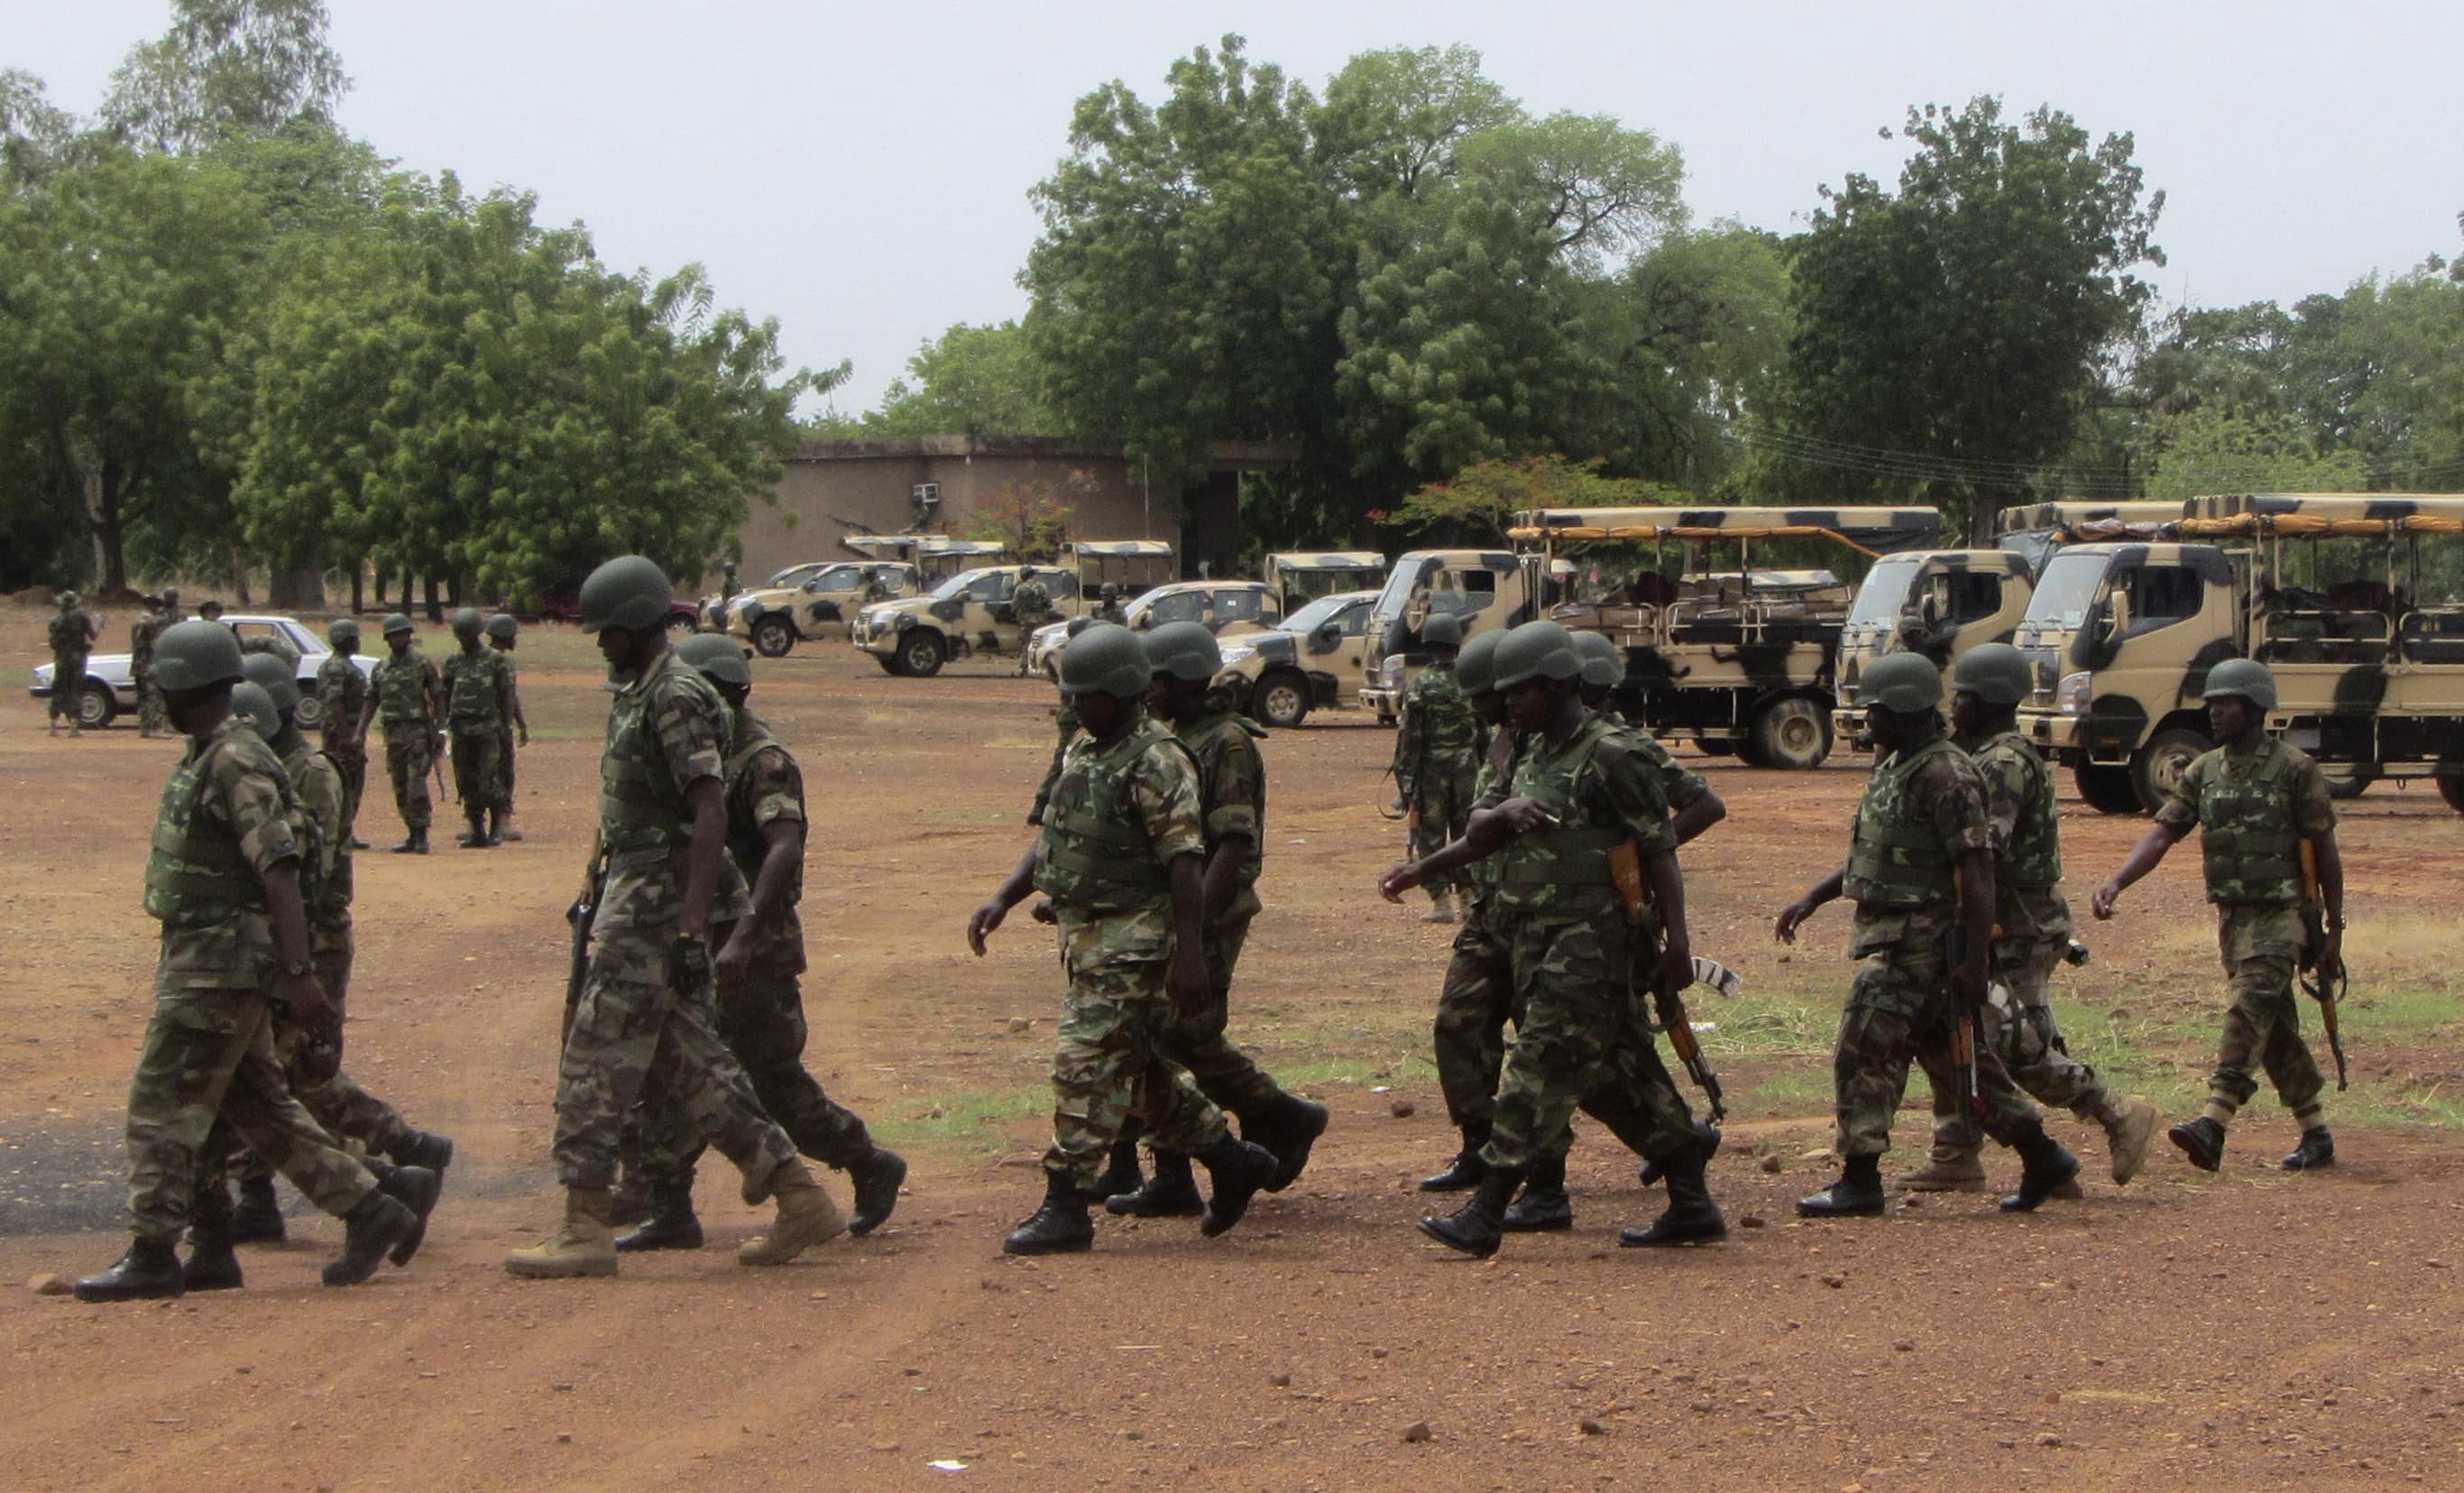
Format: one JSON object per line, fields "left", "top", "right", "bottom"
{"left": 2073, "top": 762, "right": 2142, "bottom": 815}
{"left": 1691, "top": 736, "right": 1736, "bottom": 757}
{"left": 897, "top": 630, "right": 946, "bottom": 678}
{"left": 875, "top": 652, "right": 903, "bottom": 676}
{"left": 2322, "top": 765, "right": 2376, "bottom": 801}
{"left": 78, "top": 680, "right": 115, "bottom": 729}
{"left": 751, "top": 616, "right": 795, "bottom": 659}
{"left": 1749, "top": 696, "right": 1831, "bottom": 770}
{"left": 1255, "top": 672, "right": 1310, "bottom": 730}
{"left": 2130, "top": 727, "right": 2209, "bottom": 813}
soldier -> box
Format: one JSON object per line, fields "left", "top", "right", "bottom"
{"left": 967, "top": 622, "right": 1279, "bottom": 1256}
{"left": 47, "top": 589, "right": 98, "bottom": 736}
{"left": 506, "top": 556, "right": 846, "bottom": 1279}
{"left": 1774, "top": 652, "right": 2082, "bottom": 1218}
{"left": 1011, "top": 567, "right": 1053, "bottom": 676}
{"left": 73, "top": 624, "right": 422, "bottom": 1302}
{"left": 198, "top": 599, "right": 225, "bottom": 622}
{"left": 486, "top": 613, "right": 529, "bottom": 842}
{"left": 1099, "top": 622, "right": 1329, "bottom": 1218}
{"left": 210, "top": 658, "right": 454, "bottom": 1252}
{"left": 618, "top": 634, "right": 908, "bottom": 1252}
{"left": 366, "top": 613, "right": 444, "bottom": 854}
{"left": 131, "top": 595, "right": 170, "bottom": 738}
{"left": 440, "top": 607, "right": 516, "bottom": 848}
{"left": 2092, "top": 659, "right": 2344, "bottom": 1173}
{"left": 1382, "top": 621, "right": 1725, "bottom": 1258}
{"left": 1026, "top": 615, "right": 1097, "bottom": 828}
{"left": 719, "top": 560, "right": 741, "bottom": 608}
{"left": 1903, "top": 645, "right": 2158, "bottom": 1193}
{"left": 1392, "top": 613, "right": 1482, "bottom": 923}
{"left": 1091, "top": 583, "right": 1126, "bottom": 625}
{"left": 317, "top": 619, "right": 372, "bottom": 850}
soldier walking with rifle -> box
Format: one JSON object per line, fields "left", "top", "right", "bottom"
{"left": 2091, "top": 659, "right": 2346, "bottom": 1173}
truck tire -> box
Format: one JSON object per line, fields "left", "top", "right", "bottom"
{"left": 1749, "top": 696, "right": 1832, "bottom": 770}
{"left": 1255, "top": 671, "right": 1310, "bottom": 730}
{"left": 751, "top": 615, "right": 795, "bottom": 659}
{"left": 2130, "top": 727, "right": 2209, "bottom": 814}
{"left": 2073, "top": 762, "right": 2141, "bottom": 815}
{"left": 2322, "top": 765, "right": 2375, "bottom": 801}
{"left": 293, "top": 690, "right": 325, "bottom": 728}
{"left": 897, "top": 629, "right": 946, "bottom": 678}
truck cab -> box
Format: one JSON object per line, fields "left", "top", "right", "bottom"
{"left": 1357, "top": 548, "right": 1528, "bottom": 724}
{"left": 1832, "top": 549, "right": 2034, "bottom": 750}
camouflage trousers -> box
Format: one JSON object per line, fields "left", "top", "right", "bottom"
{"left": 122, "top": 979, "right": 376, "bottom": 1244}
{"left": 1044, "top": 958, "right": 1230, "bottom": 1191}
{"left": 1144, "top": 912, "right": 1291, "bottom": 1131}
{"left": 1834, "top": 943, "right": 2040, "bottom": 1158}
{"left": 555, "top": 924, "right": 798, "bottom": 1203}
{"left": 448, "top": 728, "right": 506, "bottom": 815}
{"left": 496, "top": 727, "right": 518, "bottom": 807}
{"left": 322, "top": 732, "right": 368, "bottom": 842}
{"left": 228, "top": 937, "right": 413, "bottom": 1188}
{"left": 634, "top": 966, "right": 876, "bottom": 1193}
{"left": 49, "top": 650, "right": 86, "bottom": 722}
{"left": 2208, "top": 904, "right": 2324, "bottom": 1119}
{"left": 1433, "top": 903, "right": 1515, "bottom": 1129}
{"left": 382, "top": 720, "right": 434, "bottom": 832}
{"left": 137, "top": 670, "right": 167, "bottom": 735}
{"left": 1408, "top": 760, "right": 1478, "bottom": 898}
{"left": 1479, "top": 913, "right": 1696, "bottom": 1174}
{"left": 1921, "top": 936, "right": 2115, "bottom": 1152}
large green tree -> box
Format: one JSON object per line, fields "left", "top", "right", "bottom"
{"left": 102, "top": 0, "right": 348, "bottom": 153}
{"left": 862, "top": 320, "right": 1056, "bottom": 437}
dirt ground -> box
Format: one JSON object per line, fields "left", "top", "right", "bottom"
{"left": 6, "top": 603, "right": 2464, "bottom": 1492}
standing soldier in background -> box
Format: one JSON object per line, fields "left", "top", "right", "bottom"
{"left": 131, "top": 594, "right": 171, "bottom": 739}
{"left": 720, "top": 561, "right": 741, "bottom": 608}
{"left": 1775, "top": 652, "right": 2082, "bottom": 1218}
{"left": 1905, "top": 645, "right": 2157, "bottom": 1193}
{"left": 47, "top": 590, "right": 98, "bottom": 736}
{"left": 1091, "top": 584, "right": 1126, "bottom": 625}
{"left": 2092, "top": 659, "right": 2344, "bottom": 1174}
{"left": 507, "top": 557, "right": 846, "bottom": 1280}
{"left": 1391, "top": 613, "right": 1481, "bottom": 923}
{"left": 619, "top": 634, "right": 907, "bottom": 1253}
{"left": 440, "top": 608, "right": 515, "bottom": 848}
{"left": 366, "top": 613, "right": 444, "bottom": 854}
{"left": 487, "top": 613, "right": 529, "bottom": 841}
{"left": 317, "top": 620, "right": 372, "bottom": 850}
{"left": 1011, "top": 567, "right": 1053, "bottom": 677}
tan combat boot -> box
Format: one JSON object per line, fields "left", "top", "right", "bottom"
{"left": 1900, "top": 1144, "right": 1990, "bottom": 1192}
{"left": 2103, "top": 1094, "right": 2159, "bottom": 1184}
{"left": 738, "top": 1161, "right": 847, "bottom": 1267}
{"left": 503, "top": 1186, "right": 619, "bottom": 1278}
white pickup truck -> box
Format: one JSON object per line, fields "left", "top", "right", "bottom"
{"left": 31, "top": 613, "right": 373, "bottom": 730}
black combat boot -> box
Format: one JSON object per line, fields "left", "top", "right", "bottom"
{"left": 846, "top": 1147, "right": 908, "bottom": 1237}
{"left": 457, "top": 812, "right": 492, "bottom": 849}
{"left": 1999, "top": 1123, "right": 2082, "bottom": 1212}
{"left": 1638, "top": 1120, "right": 1722, "bottom": 1187}
{"left": 1094, "top": 1123, "right": 1145, "bottom": 1201}
{"left": 1003, "top": 1169, "right": 1096, "bottom": 1256}
{"left": 386, "top": 1129, "right": 455, "bottom": 1175}
{"left": 391, "top": 827, "right": 428, "bottom": 854}
{"left": 230, "top": 1175, "right": 287, "bottom": 1244}
{"left": 75, "top": 1239, "right": 187, "bottom": 1303}
{"left": 1418, "top": 1167, "right": 1522, "bottom": 1258}
{"left": 1797, "top": 1153, "right": 1886, "bottom": 1218}
{"left": 2168, "top": 1116, "right": 2225, "bottom": 1173}
{"left": 1623, "top": 1134, "right": 1728, "bottom": 1247}
{"left": 322, "top": 1189, "right": 417, "bottom": 1286}
{"left": 608, "top": 1166, "right": 653, "bottom": 1227}
{"left": 1195, "top": 1134, "right": 1279, "bottom": 1238}
{"left": 1242, "top": 1095, "right": 1330, "bottom": 1193}
{"left": 486, "top": 808, "right": 506, "bottom": 846}
{"left": 181, "top": 1226, "right": 245, "bottom": 1293}
{"left": 1501, "top": 1153, "right": 1574, "bottom": 1232}
{"left": 372, "top": 1161, "right": 442, "bottom": 1265}
{"left": 615, "top": 1182, "right": 703, "bottom": 1252}
{"left": 1106, "top": 1149, "right": 1205, "bottom": 1217}
{"left": 1419, "top": 1121, "right": 1491, "bottom": 1193}
{"left": 2283, "top": 1128, "right": 2335, "bottom": 1171}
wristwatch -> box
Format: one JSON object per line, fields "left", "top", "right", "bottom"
{"left": 281, "top": 959, "right": 312, "bottom": 978}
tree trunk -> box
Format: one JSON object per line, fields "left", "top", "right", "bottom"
{"left": 268, "top": 564, "right": 326, "bottom": 610}
{"left": 349, "top": 565, "right": 363, "bottom": 615}
{"left": 230, "top": 546, "right": 253, "bottom": 608}
{"left": 88, "top": 461, "right": 130, "bottom": 594}
{"left": 422, "top": 576, "right": 441, "bottom": 622}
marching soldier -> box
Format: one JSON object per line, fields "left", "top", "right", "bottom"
{"left": 317, "top": 619, "right": 372, "bottom": 849}
{"left": 968, "top": 622, "right": 1278, "bottom": 1255}
{"left": 365, "top": 613, "right": 444, "bottom": 854}
{"left": 486, "top": 613, "right": 529, "bottom": 841}
{"left": 1391, "top": 613, "right": 1481, "bottom": 923}
{"left": 440, "top": 607, "right": 516, "bottom": 848}
{"left": 2092, "top": 659, "right": 2344, "bottom": 1173}
{"left": 47, "top": 590, "right": 97, "bottom": 736}
{"left": 1775, "top": 652, "right": 2082, "bottom": 1218}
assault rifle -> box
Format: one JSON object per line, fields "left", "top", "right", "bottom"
{"left": 1943, "top": 921, "right": 1986, "bottom": 1125}
{"left": 1609, "top": 839, "right": 1726, "bottom": 1121}
{"left": 2298, "top": 840, "right": 2349, "bottom": 1091}
{"left": 561, "top": 830, "right": 606, "bottom": 1048}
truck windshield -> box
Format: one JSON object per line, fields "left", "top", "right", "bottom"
{"left": 2022, "top": 551, "right": 2110, "bottom": 630}
{"left": 928, "top": 569, "right": 990, "bottom": 602}
{"left": 1370, "top": 555, "right": 1431, "bottom": 624}
{"left": 1283, "top": 594, "right": 1356, "bottom": 634}
{"left": 1844, "top": 555, "right": 1921, "bottom": 628}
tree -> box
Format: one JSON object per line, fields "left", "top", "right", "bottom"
{"left": 963, "top": 468, "right": 1089, "bottom": 559}
{"left": 102, "top": 0, "right": 348, "bottom": 154}
{"left": 1779, "top": 97, "right": 2165, "bottom": 539}
{"left": 1380, "top": 454, "right": 1660, "bottom": 547}
{"left": 2139, "top": 406, "right": 2366, "bottom": 502}
{"left": 865, "top": 321, "right": 1056, "bottom": 436}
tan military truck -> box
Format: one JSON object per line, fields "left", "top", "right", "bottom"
{"left": 721, "top": 555, "right": 928, "bottom": 657}
{"left": 1830, "top": 549, "right": 2035, "bottom": 749}
{"left": 1021, "top": 576, "right": 1283, "bottom": 680}
{"left": 2015, "top": 493, "right": 2464, "bottom": 814}
{"left": 1206, "top": 551, "right": 1387, "bottom": 728}
{"left": 853, "top": 539, "right": 1177, "bottom": 677}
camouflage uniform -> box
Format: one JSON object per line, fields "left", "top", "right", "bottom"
{"left": 1027, "top": 700, "right": 1082, "bottom": 826}
{"left": 369, "top": 647, "right": 443, "bottom": 834}
{"left": 131, "top": 609, "right": 168, "bottom": 735}
{"left": 440, "top": 643, "right": 511, "bottom": 815}
{"left": 316, "top": 652, "right": 371, "bottom": 840}
{"left": 2156, "top": 737, "right": 2336, "bottom": 1125}
{"left": 47, "top": 600, "right": 95, "bottom": 726}
{"left": 122, "top": 716, "right": 378, "bottom": 1244}
{"left": 1013, "top": 576, "right": 1052, "bottom": 627}
{"left": 1832, "top": 733, "right": 2042, "bottom": 1157}
{"left": 1393, "top": 663, "right": 1481, "bottom": 900}
{"left": 1031, "top": 716, "right": 1232, "bottom": 1191}
{"left": 492, "top": 650, "right": 522, "bottom": 808}
{"left": 634, "top": 704, "right": 878, "bottom": 1192}
{"left": 556, "top": 648, "right": 798, "bottom": 1201}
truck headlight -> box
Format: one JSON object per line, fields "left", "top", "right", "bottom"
{"left": 1218, "top": 643, "right": 1256, "bottom": 667}
{"left": 2056, "top": 671, "right": 2092, "bottom": 715}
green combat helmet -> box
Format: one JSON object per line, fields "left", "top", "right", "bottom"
{"left": 484, "top": 613, "right": 518, "bottom": 643}
{"left": 675, "top": 631, "right": 752, "bottom": 688}
{"left": 1064, "top": 614, "right": 1096, "bottom": 639}
{"left": 1862, "top": 651, "right": 1943, "bottom": 714}
{"left": 59, "top": 590, "right": 80, "bottom": 609}
{"left": 229, "top": 681, "right": 280, "bottom": 742}
{"left": 1490, "top": 620, "right": 1583, "bottom": 692}
{"left": 1420, "top": 612, "right": 1463, "bottom": 650}
{"left": 1457, "top": 629, "right": 1504, "bottom": 696}
{"left": 382, "top": 613, "right": 415, "bottom": 640}
{"left": 152, "top": 619, "right": 245, "bottom": 692}
{"left": 1951, "top": 642, "right": 2032, "bottom": 706}
{"left": 328, "top": 618, "right": 362, "bottom": 649}
{"left": 578, "top": 556, "right": 673, "bottom": 634}
{"left": 1144, "top": 620, "right": 1221, "bottom": 682}
{"left": 1573, "top": 629, "right": 1625, "bottom": 688}
{"left": 2201, "top": 657, "right": 2277, "bottom": 710}
{"left": 450, "top": 606, "right": 484, "bottom": 641}
{"left": 238, "top": 651, "right": 300, "bottom": 717}
{"left": 1058, "top": 622, "right": 1150, "bottom": 699}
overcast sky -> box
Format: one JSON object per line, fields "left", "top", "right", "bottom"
{"left": 14, "top": 1, "right": 2463, "bottom": 412}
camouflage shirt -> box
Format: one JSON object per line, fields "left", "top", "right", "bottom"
{"left": 1012, "top": 577, "right": 1052, "bottom": 622}
{"left": 317, "top": 653, "right": 368, "bottom": 740}
{"left": 1955, "top": 728, "right": 2072, "bottom": 945}
{"left": 145, "top": 715, "right": 300, "bottom": 990}
{"left": 1844, "top": 733, "right": 1991, "bottom": 959}
{"left": 1032, "top": 715, "right": 1206, "bottom": 972}
{"left": 1481, "top": 710, "right": 1677, "bottom": 921}
{"left": 594, "top": 648, "right": 751, "bottom": 937}
{"left": 49, "top": 605, "right": 95, "bottom": 659}
{"left": 1393, "top": 663, "right": 1479, "bottom": 800}
{"left": 129, "top": 611, "right": 163, "bottom": 679}
{"left": 272, "top": 726, "right": 354, "bottom": 950}
{"left": 717, "top": 704, "right": 807, "bottom": 978}
{"left": 1621, "top": 721, "right": 1712, "bottom": 815}
{"left": 2156, "top": 734, "right": 2334, "bottom": 908}
{"left": 1173, "top": 705, "right": 1267, "bottom": 926}
{"left": 370, "top": 648, "right": 443, "bottom": 726}
{"left": 440, "top": 644, "right": 511, "bottom": 732}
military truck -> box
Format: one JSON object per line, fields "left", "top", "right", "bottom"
{"left": 1356, "top": 548, "right": 1531, "bottom": 724}
{"left": 2014, "top": 493, "right": 2464, "bottom": 815}
{"left": 1021, "top": 576, "right": 1280, "bottom": 680}
{"left": 1200, "top": 551, "right": 1388, "bottom": 728}
{"left": 853, "top": 539, "right": 1177, "bottom": 677}
{"left": 720, "top": 556, "right": 927, "bottom": 657}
